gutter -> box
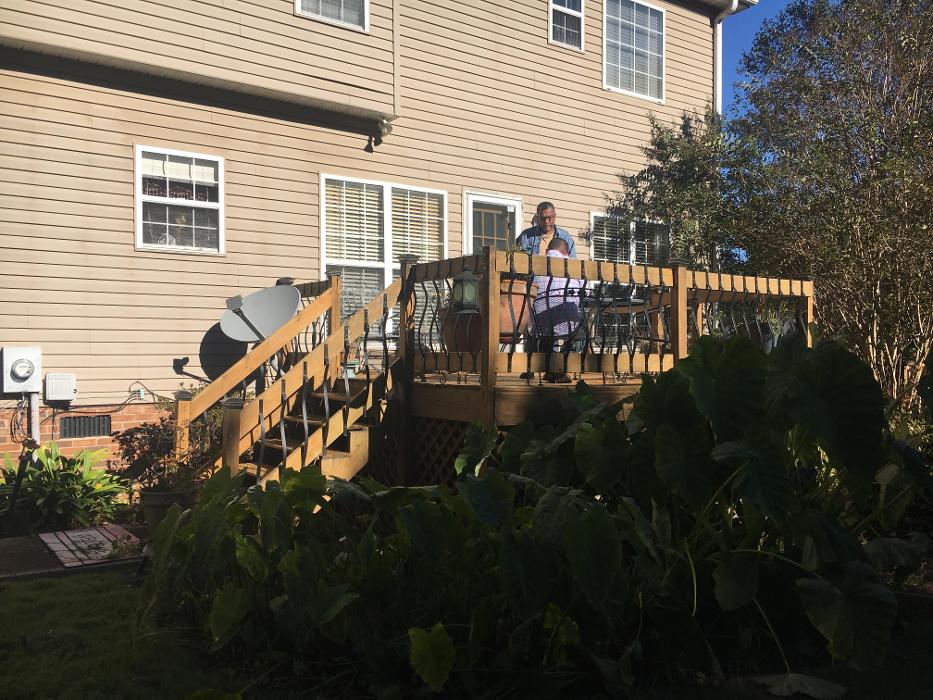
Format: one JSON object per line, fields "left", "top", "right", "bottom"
{"left": 713, "top": 0, "right": 739, "bottom": 114}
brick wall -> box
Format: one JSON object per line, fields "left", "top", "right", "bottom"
{"left": 0, "top": 402, "right": 168, "bottom": 466}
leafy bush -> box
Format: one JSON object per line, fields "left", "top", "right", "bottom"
{"left": 1, "top": 443, "right": 127, "bottom": 533}
{"left": 142, "top": 335, "right": 931, "bottom": 696}
{"left": 112, "top": 412, "right": 220, "bottom": 492}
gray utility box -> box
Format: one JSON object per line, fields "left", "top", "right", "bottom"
{"left": 1, "top": 346, "right": 42, "bottom": 394}
{"left": 45, "top": 373, "right": 78, "bottom": 402}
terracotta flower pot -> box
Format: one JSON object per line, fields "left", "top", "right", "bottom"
{"left": 140, "top": 488, "right": 199, "bottom": 534}
{"left": 499, "top": 279, "right": 537, "bottom": 343}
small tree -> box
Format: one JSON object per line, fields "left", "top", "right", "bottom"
{"left": 606, "top": 107, "right": 738, "bottom": 269}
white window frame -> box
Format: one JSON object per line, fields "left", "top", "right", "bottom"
{"left": 549, "top": 0, "right": 585, "bottom": 53}
{"left": 134, "top": 144, "right": 225, "bottom": 255}
{"left": 602, "top": 0, "right": 666, "bottom": 103}
{"left": 589, "top": 212, "right": 670, "bottom": 265}
{"left": 294, "top": 0, "right": 369, "bottom": 33}
{"left": 319, "top": 173, "right": 448, "bottom": 287}
{"left": 463, "top": 191, "right": 524, "bottom": 254}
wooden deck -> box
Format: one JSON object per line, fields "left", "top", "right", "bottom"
{"left": 411, "top": 372, "right": 642, "bottom": 426}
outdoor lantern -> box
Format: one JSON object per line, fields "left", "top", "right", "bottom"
{"left": 452, "top": 267, "right": 480, "bottom": 312}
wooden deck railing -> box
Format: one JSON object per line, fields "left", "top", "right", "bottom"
{"left": 399, "top": 247, "right": 814, "bottom": 424}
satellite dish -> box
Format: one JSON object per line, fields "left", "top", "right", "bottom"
{"left": 220, "top": 284, "right": 301, "bottom": 342}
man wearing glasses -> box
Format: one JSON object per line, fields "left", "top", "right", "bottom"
{"left": 516, "top": 201, "right": 577, "bottom": 258}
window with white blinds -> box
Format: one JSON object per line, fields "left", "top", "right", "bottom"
{"left": 322, "top": 176, "right": 446, "bottom": 319}
{"left": 135, "top": 145, "right": 224, "bottom": 254}
{"left": 296, "top": 0, "right": 367, "bottom": 30}
{"left": 590, "top": 214, "right": 670, "bottom": 265}
{"left": 604, "top": 0, "right": 664, "bottom": 101}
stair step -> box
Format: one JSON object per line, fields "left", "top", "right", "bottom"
{"left": 309, "top": 386, "right": 367, "bottom": 403}
{"left": 282, "top": 415, "right": 326, "bottom": 427}
{"left": 261, "top": 438, "right": 346, "bottom": 453}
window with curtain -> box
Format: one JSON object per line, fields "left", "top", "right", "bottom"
{"left": 604, "top": 0, "right": 664, "bottom": 100}
{"left": 591, "top": 215, "right": 670, "bottom": 265}
{"left": 297, "top": 0, "right": 366, "bottom": 30}
{"left": 136, "top": 146, "right": 223, "bottom": 253}
{"left": 551, "top": 0, "right": 584, "bottom": 50}
{"left": 323, "top": 177, "right": 445, "bottom": 319}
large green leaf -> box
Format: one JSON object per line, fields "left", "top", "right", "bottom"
{"left": 864, "top": 534, "right": 932, "bottom": 573}
{"left": 574, "top": 418, "right": 628, "bottom": 492}
{"left": 712, "top": 436, "right": 795, "bottom": 523}
{"left": 631, "top": 371, "right": 706, "bottom": 437}
{"left": 713, "top": 553, "right": 759, "bottom": 611}
{"left": 498, "top": 528, "right": 552, "bottom": 620}
{"left": 797, "top": 563, "right": 897, "bottom": 669}
{"left": 532, "top": 487, "right": 577, "bottom": 549}
{"left": 563, "top": 503, "right": 622, "bottom": 610}
{"left": 234, "top": 534, "right": 269, "bottom": 583}
{"left": 408, "top": 623, "right": 455, "bottom": 692}
{"left": 769, "top": 341, "right": 886, "bottom": 489}
{"left": 313, "top": 582, "right": 359, "bottom": 625}
{"left": 794, "top": 514, "right": 863, "bottom": 572}
{"left": 208, "top": 583, "right": 250, "bottom": 649}
{"left": 676, "top": 335, "right": 766, "bottom": 440}
{"left": 752, "top": 673, "right": 846, "bottom": 698}
{"left": 399, "top": 499, "right": 465, "bottom": 558}
{"left": 454, "top": 423, "right": 498, "bottom": 476}
{"left": 458, "top": 469, "right": 514, "bottom": 528}
{"left": 654, "top": 424, "right": 713, "bottom": 508}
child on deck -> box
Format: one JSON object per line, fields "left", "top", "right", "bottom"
{"left": 530, "top": 237, "right": 585, "bottom": 382}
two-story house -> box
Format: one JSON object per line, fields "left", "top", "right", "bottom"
{"left": 0, "top": 0, "right": 754, "bottom": 455}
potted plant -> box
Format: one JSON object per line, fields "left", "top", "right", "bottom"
{"left": 112, "top": 412, "right": 220, "bottom": 533}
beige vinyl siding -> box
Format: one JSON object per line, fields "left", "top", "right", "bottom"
{"left": 0, "top": 0, "right": 713, "bottom": 404}
{"left": 0, "top": 0, "right": 396, "bottom": 117}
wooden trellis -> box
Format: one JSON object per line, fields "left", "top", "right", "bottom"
{"left": 409, "top": 417, "right": 468, "bottom": 486}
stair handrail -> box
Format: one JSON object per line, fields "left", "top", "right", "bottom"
{"left": 174, "top": 285, "right": 336, "bottom": 457}
{"left": 225, "top": 278, "right": 404, "bottom": 466}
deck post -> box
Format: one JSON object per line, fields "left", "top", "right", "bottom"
{"left": 173, "top": 390, "right": 193, "bottom": 461}
{"left": 669, "top": 258, "right": 690, "bottom": 363}
{"left": 396, "top": 254, "right": 419, "bottom": 485}
{"left": 221, "top": 397, "right": 245, "bottom": 476}
{"left": 801, "top": 275, "right": 816, "bottom": 348}
{"left": 479, "top": 245, "right": 499, "bottom": 427}
{"left": 326, "top": 270, "right": 342, "bottom": 335}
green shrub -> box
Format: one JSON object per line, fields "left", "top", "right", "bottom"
{"left": 142, "top": 335, "right": 931, "bottom": 696}
{"left": 1, "top": 443, "right": 127, "bottom": 533}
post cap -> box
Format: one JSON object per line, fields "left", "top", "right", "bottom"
{"left": 275, "top": 276, "right": 295, "bottom": 286}
{"left": 398, "top": 254, "right": 419, "bottom": 265}
{"left": 174, "top": 390, "right": 194, "bottom": 400}
{"left": 221, "top": 397, "right": 246, "bottom": 409}
{"left": 668, "top": 256, "right": 692, "bottom": 267}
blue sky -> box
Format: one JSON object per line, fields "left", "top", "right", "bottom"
{"left": 722, "top": 0, "right": 792, "bottom": 115}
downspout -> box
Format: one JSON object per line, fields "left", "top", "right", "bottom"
{"left": 713, "top": 0, "right": 739, "bottom": 114}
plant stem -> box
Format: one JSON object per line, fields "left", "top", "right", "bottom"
{"left": 753, "top": 597, "right": 791, "bottom": 675}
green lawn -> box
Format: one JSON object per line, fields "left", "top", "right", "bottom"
{"left": 1, "top": 571, "right": 243, "bottom": 700}
{"left": 3, "top": 570, "right": 931, "bottom": 699}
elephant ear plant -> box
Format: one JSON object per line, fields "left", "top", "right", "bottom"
{"left": 141, "top": 334, "right": 930, "bottom": 697}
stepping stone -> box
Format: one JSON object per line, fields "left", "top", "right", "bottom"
{"left": 38, "top": 524, "right": 140, "bottom": 568}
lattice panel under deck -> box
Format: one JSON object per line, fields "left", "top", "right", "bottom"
{"left": 410, "top": 417, "right": 468, "bottom": 486}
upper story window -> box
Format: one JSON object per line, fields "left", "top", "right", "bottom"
{"left": 550, "top": 0, "right": 584, "bottom": 51}
{"left": 296, "top": 0, "right": 367, "bottom": 31}
{"left": 322, "top": 175, "right": 446, "bottom": 318}
{"left": 136, "top": 146, "right": 224, "bottom": 254}
{"left": 604, "top": 0, "right": 664, "bottom": 101}
{"left": 591, "top": 214, "right": 670, "bottom": 266}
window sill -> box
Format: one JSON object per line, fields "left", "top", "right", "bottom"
{"left": 603, "top": 84, "right": 665, "bottom": 105}
{"left": 294, "top": 8, "right": 369, "bottom": 34}
{"left": 548, "top": 38, "right": 585, "bottom": 54}
{"left": 135, "top": 244, "right": 226, "bottom": 257}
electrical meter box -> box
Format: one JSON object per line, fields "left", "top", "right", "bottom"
{"left": 45, "top": 373, "right": 77, "bottom": 402}
{"left": 1, "top": 346, "right": 43, "bottom": 394}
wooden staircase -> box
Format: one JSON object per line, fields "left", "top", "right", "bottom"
{"left": 174, "top": 276, "right": 403, "bottom": 488}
